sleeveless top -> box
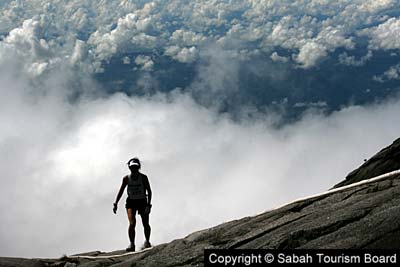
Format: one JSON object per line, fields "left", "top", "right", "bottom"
{"left": 127, "top": 173, "right": 147, "bottom": 200}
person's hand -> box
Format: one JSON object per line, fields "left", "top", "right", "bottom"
{"left": 113, "top": 203, "right": 118, "bottom": 214}
{"left": 144, "top": 204, "right": 152, "bottom": 215}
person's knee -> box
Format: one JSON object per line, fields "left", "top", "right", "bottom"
{"left": 143, "top": 220, "right": 150, "bottom": 228}
{"left": 129, "top": 217, "right": 136, "bottom": 226}
{"left": 141, "top": 215, "right": 149, "bottom": 224}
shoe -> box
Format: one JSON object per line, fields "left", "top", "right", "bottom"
{"left": 141, "top": 240, "right": 152, "bottom": 249}
{"left": 126, "top": 243, "right": 135, "bottom": 252}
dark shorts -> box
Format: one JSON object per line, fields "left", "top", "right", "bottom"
{"left": 125, "top": 198, "right": 147, "bottom": 215}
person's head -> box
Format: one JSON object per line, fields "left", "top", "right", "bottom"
{"left": 127, "top": 157, "right": 141, "bottom": 172}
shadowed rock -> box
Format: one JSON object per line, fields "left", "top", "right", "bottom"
{"left": 333, "top": 137, "right": 400, "bottom": 188}
{"left": 1, "top": 138, "right": 400, "bottom": 267}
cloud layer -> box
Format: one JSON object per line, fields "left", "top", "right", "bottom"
{"left": 1, "top": 0, "right": 399, "bottom": 76}
{"left": 1, "top": 0, "right": 399, "bottom": 118}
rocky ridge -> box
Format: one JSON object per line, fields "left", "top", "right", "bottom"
{"left": 1, "top": 138, "right": 400, "bottom": 267}
{"left": 333, "top": 137, "right": 400, "bottom": 188}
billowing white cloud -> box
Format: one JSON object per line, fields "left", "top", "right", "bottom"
{"left": 1, "top": 18, "right": 60, "bottom": 77}
{"left": 122, "top": 56, "right": 131, "bottom": 64}
{"left": 70, "top": 40, "right": 87, "bottom": 65}
{"left": 170, "top": 30, "right": 207, "bottom": 46}
{"left": 1, "top": 0, "right": 399, "bottom": 73}
{"left": 87, "top": 11, "right": 158, "bottom": 67}
{"left": 338, "top": 50, "right": 373, "bottom": 66}
{"left": 295, "top": 41, "right": 328, "bottom": 68}
{"left": 134, "top": 55, "right": 154, "bottom": 71}
{"left": 362, "top": 17, "right": 400, "bottom": 50}
{"left": 373, "top": 63, "right": 400, "bottom": 82}
{"left": 165, "top": 45, "right": 199, "bottom": 63}
{"left": 358, "top": 0, "right": 396, "bottom": 12}
{"left": 270, "top": 51, "right": 289, "bottom": 63}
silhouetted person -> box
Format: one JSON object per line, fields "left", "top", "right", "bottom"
{"left": 113, "top": 157, "right": 152, "bottom": 252}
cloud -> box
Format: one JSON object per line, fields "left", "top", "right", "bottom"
{"left": 362, "top": 17, "right": 400, "bottom": 50}
{"left": 170, "top": 30, "right": 207, "bottom": 46}
{"left": 295, "top": 41, "right": 328, "bottom": 68}
{"left": 87, "top": 11, "right": 158, "bottom": 70}
{"left": 270, "top": 52, "right": 289, "bottom": 63}
{"left": 338, "top": 50, "right": 373, "bottom": 66}
{"left": 189, "top": 45, "right": 240, "bottom": 106}
{"left": 1, "top": 0, "right": 399, "bottom": 75}
{"left": 70, "top": 40, "right": 87, "bottom": 65}
{"left": 373, "top": 63, "right": 400, "bottom": 82}
{"left": 164, "top": 45, "right": 199, "bottom": 63}
{"left": 122, "top": 56, "right": 131, "bottom": 64}
{"left": 293, "top": 101, "right": 328, "bottom": 109}
{"left": 134, "top": 55, "right": 154, "bottom": 71}
{"left": 1, "top": 18, "right": 59, "bottom": 77}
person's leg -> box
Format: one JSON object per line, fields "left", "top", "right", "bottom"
{"left": 140, "top": 212, "right": 151, "bottom": 244}
{"left": 127, "top": 208, "right": 136, "bottom": 248}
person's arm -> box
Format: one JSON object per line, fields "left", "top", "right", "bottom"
{"left": 113, "top": 176, "right": 128, "bottom": 214}
{"left": 143, "top": 175, "right": 152, "bottom": 215}
{"left": 144, "top": 175, "right": 152, "bottom": 205}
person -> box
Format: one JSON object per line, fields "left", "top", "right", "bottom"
{"left": 113, "top": 157, "right": 152, "bottom": 252}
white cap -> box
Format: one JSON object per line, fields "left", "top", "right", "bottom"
{"left": 128, "top": 161, "right": 139, "bottom": 166}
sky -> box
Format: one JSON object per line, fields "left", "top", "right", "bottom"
{"left": 1, "top": 0, "right": 400, "bottom": 258}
